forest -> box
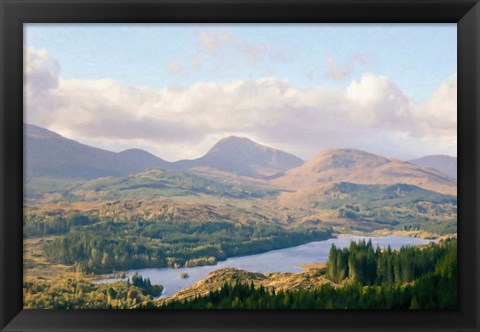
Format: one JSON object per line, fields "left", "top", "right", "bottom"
{"left": 40, "top": 219, "right": 333, "bottom": 273}
{"left": 325, "top": 238, "right": 456, "bottom": 285}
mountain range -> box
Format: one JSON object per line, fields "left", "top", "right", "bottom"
{"left": 408, "top": 155, "right": 457, "bottom": 179}
{"left": 24, "top": 124, "right": 156, "bottom": 179}
{"left": 272, "top": 149, "right": 456, "bottom": 195}
{"left": 24, "top": 123, "right": 456, "bottom": 195}
{"left": 24, "top": 124, "right": 302, "bottom": 180}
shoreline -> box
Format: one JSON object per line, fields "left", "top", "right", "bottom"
{"left": 335, "top": 228, "right": 457, "bottom": 241}
{"left": 94, "top": 229, "right": 454, "bottom": 281}
{"left": 26, "top": 229, "right": 454, "bottom": 284}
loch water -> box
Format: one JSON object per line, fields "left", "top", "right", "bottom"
{"left": 95, "top": 235, "right": 433, "bottom": 298}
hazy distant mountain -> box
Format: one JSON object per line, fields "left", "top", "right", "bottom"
{"left": 24, "top": 124, "right": 303, "bottom": 180}
{"left": 25, "top": 123, "right": 455, "bottom": 194}
{"left": 272, "top": 149, "right": 457, "bottom": 195}
{"left": 173, "top": 136, "right": 304, "bottom": 178}
{"left": 118, "top": 148, "right": 170, "bottom": 170}
{"left": 24, "top": 124, "right": 166, "bottom": 179}
{"left": 408, "top": 155, "right": 457, "bottom": 179}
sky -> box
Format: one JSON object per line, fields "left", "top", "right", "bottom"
{"left": 24, "top": 24, "right": 457, "bottom": 161}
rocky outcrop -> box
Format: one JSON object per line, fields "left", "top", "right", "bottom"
{"left": 157, "top": 267, "right": 335, "bottom": 305}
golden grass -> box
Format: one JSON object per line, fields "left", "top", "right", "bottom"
{"left": 298, "top": 262, "right": 327, "bottom": 271}
{"left": 23, "top": 237, "right": 97, "bottom": 283}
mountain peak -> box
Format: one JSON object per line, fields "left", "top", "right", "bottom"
{"left": 118, "top": 148, "right": 169, "bottom": 170}
{"left": 176, "top": 136, "right": 304, "bottom": 179}
{"left": 273, "top": 148, "right": 456, "bottom": 195}
{"left": 24, "top": 124, "right": 304, "bottom": 180}
{"left": 119, "top": 148, "right": 158, "bottom": 156}
{"left": 217, "top": 135, "right": 252, "bottom": 143}
{"left": 318, "top": 148, "right": 388, "bottom": 158}
{"left": 307, "top": 148, "right": 390, "bottom": 171}
{"left": 210, "top": 136, "right": 261, "bottom": 152}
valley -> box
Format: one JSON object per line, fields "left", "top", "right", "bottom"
{"left": 23, "top": 123, "right": 457, "bottom": 309}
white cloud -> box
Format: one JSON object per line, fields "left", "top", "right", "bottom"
{"left": 415, "top": 73, "right": 457, "bottom": 132}
{"left": 24, "top": 47, "right": 61, "bottom": 125}
{"left": 409, "top": 73, "right": 457, "bottom": 156}
{"left": 24, "top": 47, "right": 457, "bottom": 161}
{"left": 347, "top": 73, "right": 412, "bottom": 128}
{"left": 24, "top": 47, "right": 60, "bottom": 89}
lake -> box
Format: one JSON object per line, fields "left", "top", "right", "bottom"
{"left": 95, "top": 235, "right": 433, "bottom": 298}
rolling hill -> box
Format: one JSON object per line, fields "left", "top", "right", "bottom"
{"left": 277, "top": 181, "right": 457, "bottom": 234}
{"left": 272, "top": 149, "right": 457, "bottom": 195}
{"left": 74, "top": 168, "right": 278, "bottom": 200}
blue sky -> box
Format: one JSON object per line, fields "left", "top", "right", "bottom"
{"left": 26, "top": 24, "right": 456, "bottom": 101}
{"left": 24, "top": 24, "right": 457, "bottom": 160}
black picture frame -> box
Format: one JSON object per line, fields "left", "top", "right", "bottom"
{"left": 1, "top": 0, "right": 479, "bottom": 331}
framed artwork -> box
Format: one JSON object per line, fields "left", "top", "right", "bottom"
{"left": 1, "top": 0, "right": 479, "bottom": 331}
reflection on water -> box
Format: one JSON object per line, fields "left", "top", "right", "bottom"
{"left": 95, "top": 235, "right": 433, "bottom": 298}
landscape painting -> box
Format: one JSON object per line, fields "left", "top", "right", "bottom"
{"left": 23, "top": 24, "right": 457, "bottom": 309}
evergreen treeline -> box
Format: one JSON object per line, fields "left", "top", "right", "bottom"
{"left": 24, "top": 213, "right": 99, "bottom": 237}
{"left": 42, "top": 220, "right": 333, "bottom": 274}
{"left": 128, "top": 273, "right": 163, "bottom": 297}
{"left": 326, "top": 238, "right": 455, "bottom": 285}
{"left": 155, "top": 239, "right": 456, "bottom": 309}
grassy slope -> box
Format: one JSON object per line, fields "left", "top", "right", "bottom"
{"left": 26, "top": 169, "right": 278, "bottom": 202}
{"left": 278, "top": 182, "right": 457, "bottom": 234}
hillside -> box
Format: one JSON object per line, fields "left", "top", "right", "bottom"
{"left": 279, "top": 182, "right": 456, "bottom": 209}
{"left": 272, "top": 149, "right": 456, "bottom": 195}
{"left": 25, "top": 168, "right": 278, "bottom": 202}
{"left": 24, "top": 168, "right": 285, "bottom": 226}
{"left": 157, "top": 267, "right": 333, "bottom": 304}
{"left": 408, "top": 155, "right": 457, "bottom": 179}
{"left": 277, "top": 181, "right": 457, "bottom": 234}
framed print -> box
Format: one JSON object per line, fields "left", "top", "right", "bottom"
{"left": 1, "top": 0, "right": 479, "bottom": 331}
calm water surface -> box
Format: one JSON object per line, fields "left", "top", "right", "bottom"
{"left": 95, "top": 235, "right": 433, "bottom": 298}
